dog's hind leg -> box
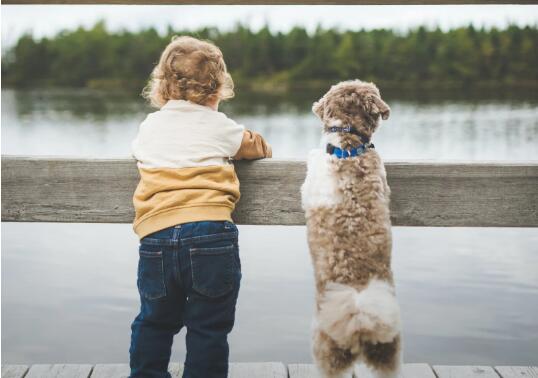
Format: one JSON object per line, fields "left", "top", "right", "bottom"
{"left": 312, "top": 326, "right": 358, "bottom": 378}
{"left": 361, "top": 336, "right": 402, "bottom": 378}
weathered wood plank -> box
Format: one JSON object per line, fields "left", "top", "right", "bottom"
{"left": 495, "top": 366, "right": 538, "bottom": 378}
{"left": 228, "top": 362, "right": 287, "bottom": 378}
{"left": 1, "top": 365, "right": 29, "bottom": 378}
{"left": 90, "top": 362, "right": 285, "bottom": 377}
{"left": 5, "top": 364, "right": 538, "bottom": 378}
{"left": 2, "top": 157, "right": 537, "bottom": 227}
{"left": 401, "top": 363, "right": 437, "bottom": 378}
{"left": 89, "top": 364, "right": 128, "bottom": 378}
{"left": 90, "top": 363, "right": 183, "bottom": 377}
{"left": 354, "top": 363, "right": 436, "bottom": 377}
{"left": 24, "top": 364, "right": 93, "bottom": 378}
{"left": 288, "top": 363, "right": 352, "bottom": 377}
{"left": 433, "top": 365, "right": 501, "bottom": 378}
{"left": 3, "top": 0, "right": 538, "bottom": 4}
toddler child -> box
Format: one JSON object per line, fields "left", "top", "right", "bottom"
{"left": 129, "top": 36, "right": 272, "bottom": 378}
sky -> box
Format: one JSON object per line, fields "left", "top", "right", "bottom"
{"left": 2, "top": 4, "right": 538, "bottom": 48}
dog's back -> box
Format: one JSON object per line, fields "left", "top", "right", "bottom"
{"left": 302, "top": 80, "right": 402, "bottom": 378}
{"left": 302, "top": 148, "right": 392, "bottom": 292}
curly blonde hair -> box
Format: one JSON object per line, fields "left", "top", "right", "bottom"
{"left": 143, "top": 35, "right": 234, "bottom": 108}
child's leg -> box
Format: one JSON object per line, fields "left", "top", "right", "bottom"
{"left": 182, "top": 284, "right": 240, "bottom": 378}
{"left": 179, "top": 221, "right": 241, "bottom": 378}
{"left": 130, "top": 227, "right": 185, "bottom": 378}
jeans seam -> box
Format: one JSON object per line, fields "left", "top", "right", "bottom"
{"left": 180, "top": 231, "right": 238, "bottom": 246}
{"left": 189, "top": 248, "right": 195, "bottom": 296}
{"left": 138, "top": 238, "right": 176, "bottom": 247}
{"left": 138, "top": 252, "right": 166, "bottom": 300}
{"left": 173, "top": 249, "right": 180, "bottom": 284}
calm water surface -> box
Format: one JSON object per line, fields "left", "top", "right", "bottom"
{"left": 2, "top": 88, "right": 538, "bottom": 365}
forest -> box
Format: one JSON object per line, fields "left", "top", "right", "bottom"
{"left": 2, "top": 22, "right": 537, "bottom": 91}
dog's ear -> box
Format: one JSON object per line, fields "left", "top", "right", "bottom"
{"left": 312, "top": 97, "right": 325, "bottom": 120}
{"left": 371, "top": 95, "right": 390, "bottom": 120}
{"left": 355, "top": 92, "right": 390, "bottom": 121}
{"left": 347, "top": 86, "right": 390, "bottom": 121}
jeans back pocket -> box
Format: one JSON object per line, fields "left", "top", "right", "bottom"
{"left": 138, "top": 249, "right": 166, "bottom": 300}
{"left": 190, "top": 244, "right": 237, "bottom": 298}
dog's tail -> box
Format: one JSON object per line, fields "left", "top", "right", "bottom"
{"left": 317, "top": 279, "right": 401, "bottom": 346}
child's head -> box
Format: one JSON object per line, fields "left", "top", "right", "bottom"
{"left": 143, "top": 36, "right": 234, "bottom": 108}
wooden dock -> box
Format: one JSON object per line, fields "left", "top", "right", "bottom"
{"left": 2, "top": 363, "right": 538, "bottom": 378}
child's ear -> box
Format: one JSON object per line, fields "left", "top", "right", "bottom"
{"left": 312, "top": 97, "right": 325, "bottom": 120}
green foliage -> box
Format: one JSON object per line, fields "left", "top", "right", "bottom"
{"left": 2, "top": 22, "right": 537, "bottom": 90}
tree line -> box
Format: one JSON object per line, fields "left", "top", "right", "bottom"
{"left": 2, "top": 22, "right": 537, "bottom": 90}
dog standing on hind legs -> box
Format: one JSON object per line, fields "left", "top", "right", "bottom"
{"left": 301, "top": 80, "right": 402, "bottom": 378}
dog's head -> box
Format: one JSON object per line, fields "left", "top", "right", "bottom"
{"left": 312, "top": 80, "right": 390, "bottom": 145}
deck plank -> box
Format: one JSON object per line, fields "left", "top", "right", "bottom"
{"left": 495, "top": 366, "right": 538, "bottom": 378}
{"left": 90, "top": 363, "right": 183, "bottom": 378}
{"left": 401, "top": 363, "right": 437, "bottom": 377}
{"left": 354, "top": 363, "right": 436, "bottom": 377}
{"left": 25, "top": 364, "right": 93, "bottom": 378}
{"left": 228, "top": 362, "right": 287, "bottom": 377}
{"left": 288, "top": 363, "right": 352, "bottom": 377}
{"left": 1, "top": 365, "right": 29, "bottom": 378}
{"left": 6, "top": 0, "right": 538, "bottom": 5}
{"left": 6, "top": 363, "right": 538, "bottom": 378}
{"left": 89, "top": 364, "right": 128, "bottom": 378}
{"left": 434, "top": 365, "right": 501, "bottom": 378}
{"left": 91, "top": 362, "right": 286, "bottom": 377}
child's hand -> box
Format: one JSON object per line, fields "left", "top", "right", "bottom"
{"left": 233, "top": 130, "right": 272, "bottom": 160}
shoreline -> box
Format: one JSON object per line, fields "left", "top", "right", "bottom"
{"left": 2, "top": 82, "right": 538, "bottom": 105}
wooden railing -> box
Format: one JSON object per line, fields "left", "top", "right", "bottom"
{"left": 1, "top": 156, "right": 537, "bottom": 227}
{"left": 3, "top": 0, "right": 537, "bottom": 4}
{"left": 0, "top": 0, "right": 531, "bottom": 3}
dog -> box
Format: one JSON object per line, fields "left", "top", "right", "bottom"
{"left": 301, "top": 80, "right": 402, "bottom": 378}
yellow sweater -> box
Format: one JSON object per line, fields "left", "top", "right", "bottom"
{"left": 132, "top": 100, "right": 271, "bottom": 239}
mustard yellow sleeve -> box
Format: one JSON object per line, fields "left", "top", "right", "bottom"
{"left": 232, "top": 130, "right": 272, "bottom": 160}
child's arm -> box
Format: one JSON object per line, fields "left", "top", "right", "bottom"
{"left": 232, "top": 129, "right": 272, "bottom": 160}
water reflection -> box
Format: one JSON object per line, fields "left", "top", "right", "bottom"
{"left": 2, "top": 224, "right": 537, "bottom": 365}
{"left": 2, "top": 88, "right": 537, "bottom": 161}
{"left": 238, "top": 225, "right": 538, "bottom": 364}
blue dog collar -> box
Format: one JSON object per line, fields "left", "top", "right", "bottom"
{"left": 326, "top": 142, "right": 374, "bottom": 159}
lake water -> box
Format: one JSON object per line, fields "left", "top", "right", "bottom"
{"left": 2, "top": 88, "right": 538, "bottom": 366}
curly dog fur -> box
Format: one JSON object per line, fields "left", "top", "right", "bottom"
{"left": 301, "top": 80, "right": 402, "bottom": 378}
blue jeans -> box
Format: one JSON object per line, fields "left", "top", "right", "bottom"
{"left": 129, "top": 221, "right": 241, "bottom": 378}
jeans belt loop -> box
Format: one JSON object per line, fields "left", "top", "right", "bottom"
{"left": 172, "top": 225, "right": 181, "bottom": 244}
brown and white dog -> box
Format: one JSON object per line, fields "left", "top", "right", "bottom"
{"left": 301, "top": 80, "right": 402, "bottom": 378}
